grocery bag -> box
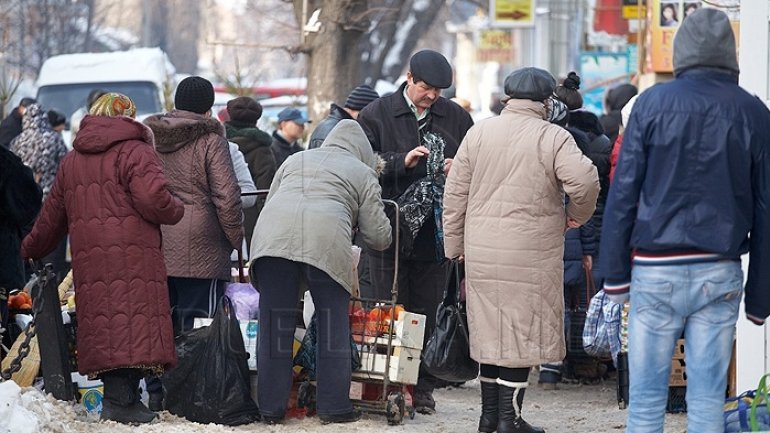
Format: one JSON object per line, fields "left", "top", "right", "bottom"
{"left": 421, "top": 261, "right": 478, "bottom": 381}
{"left": 725, "top": 373, "right": 770, "bottom": 432}
{"left": 164, "top": 296, "right": 260, "bottom": 425}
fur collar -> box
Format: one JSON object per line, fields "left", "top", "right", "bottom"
{"left": 144, "top": 112, "right": 225, "bottom": 153}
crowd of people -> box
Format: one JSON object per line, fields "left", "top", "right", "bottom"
{"left": 0, "top": 8, "right": 768, "bottom": 433}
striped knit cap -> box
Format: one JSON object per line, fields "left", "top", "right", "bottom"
{"left": 89, "top": 93, "right": 137, "bottom": 118}
{"left": 345, "top": 85, "right": 380, "bottom": 111}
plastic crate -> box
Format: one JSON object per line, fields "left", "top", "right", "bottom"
{"left": 666, "top": 386, "right": 687, "bottom": 413}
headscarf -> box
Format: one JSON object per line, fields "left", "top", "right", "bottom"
{"left": 545, "top": 97, "right": 568, "bottom": 124}
{"left": 89, "top": 93, "right": 137, "bottom": 118}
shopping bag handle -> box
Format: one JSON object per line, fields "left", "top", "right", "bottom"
{"left": 750, "top": 372, "right": 770, "bottom": 430}
{"left": 441, "top": 260, "right": 462, "bottom": 307}
{"left": 237, "top": 249, "right": 246, "bottom": 284}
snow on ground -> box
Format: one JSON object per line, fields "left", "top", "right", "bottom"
{"left": 2, "top": 373, "right": 688, "bottom": 433}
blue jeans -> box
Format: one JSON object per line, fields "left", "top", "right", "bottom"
{"left": 627, "top": 261, "right": 742, "bottom": 433}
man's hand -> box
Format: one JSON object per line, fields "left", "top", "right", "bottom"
{"left": 405, "top": 146, "right": 429, "bottom": 168}
{"left": 443, "top": 158, "right": 453, "bottom": 175}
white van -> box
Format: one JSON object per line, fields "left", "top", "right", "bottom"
{"left": 35, "top": 48, "right": 175, "bottom": 144}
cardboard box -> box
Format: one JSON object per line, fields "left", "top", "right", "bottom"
{"left": 394, "top": 312, "right": 426, "bottom": 350}
{"left": 669, "top": 358, "right": 687, "bottom": 387}
{"left": 354, "top": 346, "right": 421, "bottom": 385}
{"left": 193, "top": 317, "right": 259, "bottom": 370}
{"left": 673, "top": 338, "right": 685, "bottom": 359}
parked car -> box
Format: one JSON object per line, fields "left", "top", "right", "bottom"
{"left": 256, "top": 95, "right": 308, "bottom": 135}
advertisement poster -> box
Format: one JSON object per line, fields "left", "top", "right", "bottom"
{"left": 490, "top": 0, "right": 535, "bottom": 27}
{"left": 649, "top": 1, "right": 738, "bottom": 73}
{"left": 579, "top": 52, "right": 632, "bottom": 115}
{"left": 477, "top": 29, "right": 514, "bottom": 63}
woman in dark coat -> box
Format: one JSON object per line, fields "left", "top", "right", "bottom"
{"left": 21, "top": 93, "right": 184, "bottom": 424}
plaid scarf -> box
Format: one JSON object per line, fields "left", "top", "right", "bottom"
{"left": 397, "top": 131, "right": 446, "bottom": 260}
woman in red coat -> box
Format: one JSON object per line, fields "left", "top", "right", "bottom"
{"left": 22, "top": 93, "right": 184, "bottom": 424}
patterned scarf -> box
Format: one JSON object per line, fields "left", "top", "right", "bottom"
{"left": 397, "top": 131, "right": 446, "bottom": 260}
{"left": 89, "top": 93, "right": 137, "bottom": 118}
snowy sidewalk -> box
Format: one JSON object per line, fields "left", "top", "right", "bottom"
{"left": 1, "top": 375, "right": 688, "bottom": 433}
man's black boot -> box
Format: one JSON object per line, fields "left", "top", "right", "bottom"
{"left": 100, "top": 369, "right": 158, "bottom": 424}
{"left": 497, "top": 380, "right": 544, "bottom": 433}
{"left": 478, "top": 377, "right": 499, "bottom": 432}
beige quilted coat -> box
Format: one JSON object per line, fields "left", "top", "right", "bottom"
{"left": 443, "top": 99, "right": 599, "bottom": 368}
{"left": 145, "top": 111, "right": 244, "bottom": 281}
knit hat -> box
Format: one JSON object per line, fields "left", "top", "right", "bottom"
{"left": 344, "top": 85, "right": 380, "bottom": 111}
{"left": 227, "top": 96, "right": 263, "bottom": 126}
{"left": 409, "top": 50, "right": 453, "bottom": 89}
{"left": 673, "top": 8, "right": 739, "bottom": 76}
{"left": 47, "top": 110, "right": 67, "bottom": 128}
{"left": 174, "top": 76, "right": 215, "bottom": 114}
{"left": 504, "top": 67, "right": 557, "bottom": 102}
{"left": 89, "top": 93, "right": 137, "bottom": 118}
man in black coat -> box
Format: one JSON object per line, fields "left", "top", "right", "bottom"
{"left": 0, "top": 145, "right": 43, "bottom": 333}
{"left": 308, "top": 84, "right": 379, "bottom": 149}
{"left": 357, "top": 49, "right": 474, "bottom": 415}
{"left": 0, "top": 97, "right": 36, "bottom": 149}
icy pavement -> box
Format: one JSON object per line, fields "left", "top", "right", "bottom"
{"left": 1, "top": 374, "right": 688, "bottom": 433}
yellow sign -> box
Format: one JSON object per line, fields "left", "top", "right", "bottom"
{"left": 622, "top": 0, "right": 646, "bottom": 19}
{"left": 478, "top": 30, "right": 513, "bottom": 63}
{"left": 491, "top": 0, "right": 535, "bottom": 27}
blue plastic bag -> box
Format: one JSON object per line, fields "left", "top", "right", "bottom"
{"left": 725, "top": 374, "right": 770, "bottom": 432}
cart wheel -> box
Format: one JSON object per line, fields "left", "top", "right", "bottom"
{"left": 386, "top": 392, "right": 405, "bottom": 425}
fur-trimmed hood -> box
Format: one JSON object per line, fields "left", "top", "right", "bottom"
{"left": 322, "top": 119, "right": 386, "bottom": 176}
{"left": 144, "top": 110, "right": 225, "bottom": 153}
{"left": 225, "top": 123, "right": 272, "bottom": 150}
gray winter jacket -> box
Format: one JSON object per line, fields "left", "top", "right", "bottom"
{"left": 250, "top": 120, "right": 391, "bottom": 293}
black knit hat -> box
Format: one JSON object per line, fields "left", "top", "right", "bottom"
{"left": 344, "top": 85, "right": 379, "bottom": 111}
{"left": 47, "top": 110, "right": 66, "bottom": 128}
{"left": 174, "top": 76, "right": 215, "bottom": 114}
{"left": 409, "top": 50, "right": 453, "bottom": 89}
{"left": 227, "top": 96, "right": 263, "bottom": 126}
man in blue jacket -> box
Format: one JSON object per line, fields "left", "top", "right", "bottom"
{"left": 599, "top": 8, "right": 770, "bottom": 433}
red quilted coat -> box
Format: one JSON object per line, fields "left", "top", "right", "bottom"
{"left": 21, "top": 115, "right": 184, "bottom": 377}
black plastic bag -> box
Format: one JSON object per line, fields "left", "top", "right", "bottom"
{"left": 421, "top": 261, "right": 479, "bottom": 381}
{"left": 164, "top": 296, "right": 260, "bottom": 425}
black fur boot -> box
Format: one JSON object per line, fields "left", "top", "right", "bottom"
{"left": 478, "top": 378, "right": 499, "bottom": 432}
{"left": 497, "top": 382, "right": 544, "bottom": 433}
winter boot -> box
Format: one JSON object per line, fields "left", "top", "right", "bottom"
{"left": 497, "top": 379, "right": 544, "bottom": 433}
{"left": 537, "top": 363, "right": 562, "bottom": 390}
{"left": 147, "top": 392, "right": 164, "bottom": 412}
{"left": 478, "top": 377, "right": 499, "bottom": 433}
{"left": 101, "top": 369, "right": 158, "bottom": 424}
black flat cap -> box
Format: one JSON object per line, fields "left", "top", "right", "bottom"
{"left": 504, "top": 67, "right": 557, "bottom": 101}
{"left": 409, "top": 50, "right": 453, "bottom": 89}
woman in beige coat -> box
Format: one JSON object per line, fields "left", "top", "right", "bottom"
{"left": 251, "top": 120, "right": 391, "bottom": 424}
{"left": 443, "top": 67, "right": 599, "bottom": 433}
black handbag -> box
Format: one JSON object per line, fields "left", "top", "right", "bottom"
{"left": 421, "top": 261, "right": 479, "bottom": 382}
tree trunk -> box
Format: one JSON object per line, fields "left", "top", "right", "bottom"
{"left": 302, "top": 0, "right": 368, "bottom": 124}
